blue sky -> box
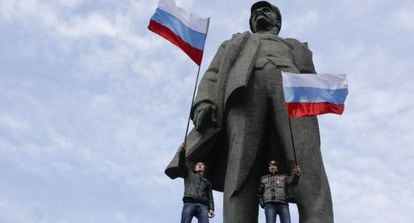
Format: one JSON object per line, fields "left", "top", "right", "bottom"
{"left": 1, "top": 0, "right": 413, "bottom": 222}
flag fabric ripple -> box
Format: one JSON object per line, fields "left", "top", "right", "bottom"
{"left": 148, "top": 0, "right": 209, "bottom": 65}
{"left": 281, "top": 72, "right": 349, "bottom": 117}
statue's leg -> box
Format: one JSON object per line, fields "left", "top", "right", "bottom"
{"left": 291, "top": 117, "right": 334, "bottom": 223}
{"left": 223, "top": 171, "right": 261, "bottom": 223}
{"left": 296, "top": 185, "right": 334, "bottom": 223}
{"left": 222, "top": 74, "right": 269, "bottom": 223}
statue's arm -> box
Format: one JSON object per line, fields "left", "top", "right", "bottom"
{"left": 191, "top": 41, "right": 227, "bottom": 132}
{"left": 285, "top": 38, "right": 317, "bottom": 74}
{"left": 192, "top": 41, "right": 227, "bottom": 107}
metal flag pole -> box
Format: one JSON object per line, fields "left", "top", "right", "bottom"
{"left": 183, "top": 18, "right": 211, "bottom": 145}
{"left": 288, "top": 117, "right": 298, "bottom": 165}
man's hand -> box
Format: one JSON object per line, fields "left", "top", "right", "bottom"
{"left": 193, "top": 102, "right": 217, "bottom": 133}
{"left": 208, "top": 210, "right": 215, "bottom": 218}
{"left": 293, "top": 165, "right": 301, "bottom": 175}
{"left": 259, "top": 200, "right": 264, "bottom": 208}
{"left": 180, "top": 142, "right": 186, "bottom": 151}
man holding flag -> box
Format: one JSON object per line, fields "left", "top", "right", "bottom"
{"left": 178, "top": 143, "right": 215, "bottom": 223}
{"left": 148, "top": 1, "right": 214, "bottom": 222}
{"left": 152, "top": 1, "right": 348, "bottom": 222}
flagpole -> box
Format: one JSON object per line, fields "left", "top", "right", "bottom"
{"left": 183, "top": 17, "right": 211, "bottom": 145}
{"left": 288, "top": 117, "right": 298, "bottom": 165}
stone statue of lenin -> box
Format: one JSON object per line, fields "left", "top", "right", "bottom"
{"left": 165, "top": 1, "right": 334, "bottom": 222}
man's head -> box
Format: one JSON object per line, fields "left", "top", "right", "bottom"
{"left": 249, "top": 1, "right": 282, "bottom": 34}
{"left": 194, "top": 162, "right": 206, "bottom": 174}
{"left": 268, "top": 160, "right": 279, "bottom": 174}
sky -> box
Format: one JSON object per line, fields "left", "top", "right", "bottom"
{"left": 0, "top": 0, "right": 413, "bottom": 222}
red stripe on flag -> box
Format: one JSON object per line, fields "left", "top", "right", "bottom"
{"left": 286, "top": 102, "right": 345, "bottom": 117}
{"left": 148, "top": 20, "right": 203, "bottom": 65}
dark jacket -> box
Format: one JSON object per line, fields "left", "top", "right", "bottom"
{"left": 257, "top": 173, "right": 299, "bottom": 207}
{"left": 179, "top": 149, "right": 214, "bottom": 211}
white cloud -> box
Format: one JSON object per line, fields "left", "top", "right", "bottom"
{"left": 54, "top": 0, "right": 83, "bottom": 8}
{"left": 283, "top": 10, "right": 320, "bottom": 37}
{"left": 392, "top": 7, "right": 414, "bottom": 33}
{"left": 56, "top": 13, "right": 117, "bottom": 38}
{"left": 0, "top": 112, "right": 31, "bottom": 131}
{"left": 327, "top": 151, "right": 414, "bottom": 221}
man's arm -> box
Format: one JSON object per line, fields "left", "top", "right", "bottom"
{"left": 178, "top": 143, "right": 189, "bottom": 177}
{"left": 208, "top": 183, "right": 215, "bottom": 218}
{"left": 257, "top": 181, "right": 265, "bottom": 208}
{"left": 287, "top": 165, "right": 301, "bottom": 186}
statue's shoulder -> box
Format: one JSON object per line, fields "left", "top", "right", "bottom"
{"left": 284, "top": 37, "right": 311, "bottom": 50}
{"left": 228, "top": 31, "right": 252, "bottom": 42}
{"left": 231, "top": 31, "right": 251, "bottom": 38}
{"left": 284, "top": 37, "right": 316, "bottom": 73}
{"left": 215, "top": 31, "right": 253, "bottom": 51}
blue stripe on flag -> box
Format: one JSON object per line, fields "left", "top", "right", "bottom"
{"left": 283, "top": 87, "right": 348, "bottom": 104}
{"left": 151, "top": 8, "right": 206, "bottom": 50}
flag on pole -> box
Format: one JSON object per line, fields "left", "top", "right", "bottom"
{"left": 148, "top": 0, "right": 209, "bottom": 65}
{"left": 282, "top": 72, "right": 348, "bottom": 117}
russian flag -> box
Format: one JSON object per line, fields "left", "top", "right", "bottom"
{"left": 282, "top": 72, "right": 348, "bottom": 117}
{"left": 148, "top": 0, "right": 209, "bottom": 65}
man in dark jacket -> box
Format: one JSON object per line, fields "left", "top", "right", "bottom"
{"left": 257, "top": 161, "right": 300, "bottom": 223}
{"left": 178, "top": 143, "right": 215, "bottom": 223}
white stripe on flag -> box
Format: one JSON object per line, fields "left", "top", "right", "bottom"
{"left": 281, "top": 72, "right": 348, "bottom": 89}
{"left": 158, "top": 0, "right": 208, "bottom": 34}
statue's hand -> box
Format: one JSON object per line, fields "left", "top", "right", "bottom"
{"left": 193, "top": 102, "right": 217, "bottom": 133}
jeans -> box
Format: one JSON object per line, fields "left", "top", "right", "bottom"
{"left": 264, "top": 202, "right": 291, "bottom": 223}
{"left": 181, "top": 202, "right": 209, "bottom": 223}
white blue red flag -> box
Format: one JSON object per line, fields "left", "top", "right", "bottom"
{"left": 148, "top": 0, "right": 209, "bottom": 65}
{"left": 281, "top": 72, "right": 348, "bottom": 117}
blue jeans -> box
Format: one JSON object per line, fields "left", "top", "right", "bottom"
{"left": 181, "top": 202, "right": 209, "bottom": 223}
{"left": 264, "top": 202, "right": 291, "bottom": 223}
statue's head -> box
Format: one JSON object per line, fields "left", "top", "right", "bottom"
{"left": 249, "top": 1, "right": 282, "bottom": 34}
{"left": 268, "top": 160, "right": 279, "bottom": 173}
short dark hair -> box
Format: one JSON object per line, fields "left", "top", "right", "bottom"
{"left": 268, "top": 160, "right": 278, "bottom": 166}
{"left": 194, "top": 162, "right": 206, "bottom": 169}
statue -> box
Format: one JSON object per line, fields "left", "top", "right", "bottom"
{"left": 166, "top": 1, "right": 333, "bottom": 222}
